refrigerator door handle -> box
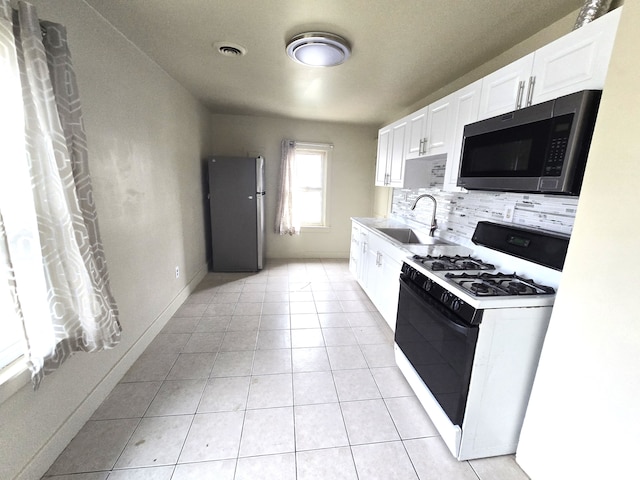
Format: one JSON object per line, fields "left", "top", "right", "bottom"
{"left": 256, "top": 193, "right": 264, "bottom": 270}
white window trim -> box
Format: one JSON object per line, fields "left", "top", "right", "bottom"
{"left": 0, "top": 358, "right": 29, "bottom": 404}
{"left": 294, "top": 142, "right": 332, "bottom": 229}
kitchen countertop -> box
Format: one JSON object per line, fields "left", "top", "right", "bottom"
{"left": 352, "top": 217, "right": 556, "bottom": 309}
{"left": 351, "top": 217, "right": 472, "bottom": 257}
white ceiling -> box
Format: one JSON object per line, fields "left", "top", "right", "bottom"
{"left": 84, "top": 0, "right": 584, "bottom": 126}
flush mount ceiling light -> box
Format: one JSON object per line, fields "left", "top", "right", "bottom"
{"left": 286, "top": 32, "right": 351, "bottom": 67}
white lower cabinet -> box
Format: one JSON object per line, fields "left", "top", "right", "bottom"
{"left": 349, "top": 224, "right": 361, "bottom": 277}
{"left": 350, "top": 222, "right": 405, "bottom": 332}
{"left": 377, "top": 251, "right": 403, "bottom": 330}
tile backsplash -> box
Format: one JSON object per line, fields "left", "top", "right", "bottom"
{"left": 391, "top": 187, "right": 579, "bottom": 247}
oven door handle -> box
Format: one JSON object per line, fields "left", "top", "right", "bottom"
{"left": 399, "top": 276, "right": 476, "bottom": 337}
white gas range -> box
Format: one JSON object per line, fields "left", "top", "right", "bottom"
{"left": 394, "top": 221, "right": 569, "bottom": 460}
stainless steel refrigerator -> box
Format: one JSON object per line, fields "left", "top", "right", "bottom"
{"left": 208, "top": 156, "right": 265, "bottom": 271}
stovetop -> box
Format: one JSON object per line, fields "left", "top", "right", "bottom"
{"left": 407, "top": 253, "right": 557, "bottom": 309}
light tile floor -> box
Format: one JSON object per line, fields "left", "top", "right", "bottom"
{"left": 43, "top": 259, "right": 530, "bottom": 480}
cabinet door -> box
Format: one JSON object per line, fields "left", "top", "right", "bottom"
{"left": 444, "top": 80, "right": 482, "bottom": 192}
{"left": 530, "top": 8, "right": 621, "bottom": 105}
{"left": 349, "top": 223, "right": 361, "bottom": 277}
{"left": 375, "top": 126, "right": 391, "bottom": 186}
{"left": 425, "top": 94, "right": 453, "bottom": 156}
{"left": 405, "top": 107, "right": 429, "bottom": 159}
{"left": 378, "top": 253, "right": 402, "bottom": 331}
{"left": 387, "top": 120, "right": 408, "bottom": 186}
{"left": 478, "top": 54, "right": 534, "bottom": 120}
{"left": 361, "top": 233, "right": 378, "bottom": 296}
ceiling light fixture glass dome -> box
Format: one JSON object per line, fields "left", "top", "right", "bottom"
{"left": 286, "top": 32, "right": 351, "bottom": 67}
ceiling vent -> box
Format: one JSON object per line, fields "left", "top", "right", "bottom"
{"left": 214, "top": 42, "right": 247, "bottom": 57}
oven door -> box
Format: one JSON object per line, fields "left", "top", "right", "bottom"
{"left": 394, "top": 274, "right": 479, "bottom": 426}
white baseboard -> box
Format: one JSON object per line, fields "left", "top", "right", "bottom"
{"left": 17, "top": 262, "right": 208, "bottom": 480}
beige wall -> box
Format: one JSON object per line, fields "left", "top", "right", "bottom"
{"left": 210, "top": 114, "right": 377, "bottom": 259}
{"left": 0, "top": 1, "right": 211, "bottom": 479}
{"left": 517, "top": 3, "right": 640, "bottom": 478}
{"left": 2, "top": 1, "right": 634, "bottom": 478}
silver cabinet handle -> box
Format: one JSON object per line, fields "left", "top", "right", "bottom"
{"left": 248, "top": 195, "right": 254, "bottom": 199}
{"left": 516, "top": 80, "right": 525, "bottom": 109}
{"left": 419, "top": 139, "right": 424, "bottom": 155}
{"left": 526, "top": 76, "right": 536, "bottom": 106}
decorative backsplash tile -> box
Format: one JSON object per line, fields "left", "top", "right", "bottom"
{"left": 391, "top": 187, "right": 579, "bottom": 247}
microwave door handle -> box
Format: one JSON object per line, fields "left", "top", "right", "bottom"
{"left": 526, "top": 76, "right": 536, "bottom": 106}
{"left": 516, "top": 81, "right": 525, "bottom": 109}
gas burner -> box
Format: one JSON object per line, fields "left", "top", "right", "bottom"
{"left": 471, "top": 282, "right": 492, "bottom": 295}
{"left": 412, "top": 254, "right": 495, "bottom": 271}
{"left": 445, "top": 272, "right": 556, "bottom": 297}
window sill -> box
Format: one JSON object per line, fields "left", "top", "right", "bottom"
{"left": 0, "top": 359, "right": 30, "bottom": 405}
{"left": 301, "top": 225, "right": 331, "bottom": 232}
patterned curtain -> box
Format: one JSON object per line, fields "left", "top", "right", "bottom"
{"left": 275, "top": 139, "right": 301, "bottom": 235}
{"left": 0, "top": 0, "right": 120, "bottom": 389}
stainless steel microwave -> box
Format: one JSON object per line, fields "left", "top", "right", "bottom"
{"left": 457, "top": 90, "right": 601, "bottom": 195}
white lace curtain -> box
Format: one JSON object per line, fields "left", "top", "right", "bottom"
{"left": 275, "top": 139, "right": 301, "bottom": 235}
{"left": 0, "top": 0, "right": 120, "bottom": 388}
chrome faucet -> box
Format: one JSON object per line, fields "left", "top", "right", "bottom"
{"left": 410, "top": 194, "right": 438, "bottom": 237}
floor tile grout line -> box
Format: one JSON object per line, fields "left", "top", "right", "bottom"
{"left": 51, "top": 261, "right": 430, "bottom": 478}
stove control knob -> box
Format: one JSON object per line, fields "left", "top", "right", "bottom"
{"left": 451, "top": 299, "right": 462, "bottom": 311}
{"left": 422, "top": 278, "right": 433, "bottom": 291}
{"left": 441, "top": 292, "right": 451, "bottom": 304}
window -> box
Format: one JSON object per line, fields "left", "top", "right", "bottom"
{"left": 293, "top": 143, "right": 330, "bottom": 227}
{"left": 0, "top": 281, "right": 25, "bottom": 374}
{"left": 0, "top": 6, "right": 121, "bottom": 391}
{"left": 1, "top": 5, "right": 29, "bottom": 381}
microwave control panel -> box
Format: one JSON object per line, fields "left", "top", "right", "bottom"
{"left": 542, "top": 115, "right": 572, "bottom": 176}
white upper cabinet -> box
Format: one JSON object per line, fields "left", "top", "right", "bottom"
{"left": 375, "top": 118, "right": 408, "bottom": 187}
{"left": 478, "top": 8, "right": 621, "bottom": 120}
{"left": 443, "top": 80, "right": 482, "bottom": 192}
{"left": 405, "top": 106, "right": 429, "bottom": 159}
{"left": 425, "top": 94, "right": 454, "bottom": 156}
{"left": 375, "top": 126, "right": 391, "bottom": 185}
{"left": 530, "top": 7, "right": 621, "bottom": 104}
{"left": 478, "top": 55, "right": 535, "bottom": 120}
{"left": 405, "top": 95, "right": 454, "bottom": 159}
{"left": 375, "top": 8, "right": 621, "bottom": 190}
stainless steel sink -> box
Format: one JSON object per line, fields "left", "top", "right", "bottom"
{"left": 376, "top": 227, "right": 451, "bottom": 245}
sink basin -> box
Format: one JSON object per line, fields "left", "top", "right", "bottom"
{"left": 376, "top": 227, "right": 451, "bottom": 245}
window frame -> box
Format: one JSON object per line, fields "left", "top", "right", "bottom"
{"left": 293, "top": 142, "right": 332, "bottom": 229}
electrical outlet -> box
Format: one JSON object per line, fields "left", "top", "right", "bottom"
{"left": 175, "top": 266, "right": 180, "bottom": 278}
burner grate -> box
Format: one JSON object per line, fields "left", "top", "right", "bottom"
{"left": 413, "top": 254, "right": 495, "bottom": 271}
{"left": 445, "top": 272, "right": 555, "bottom": 297}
